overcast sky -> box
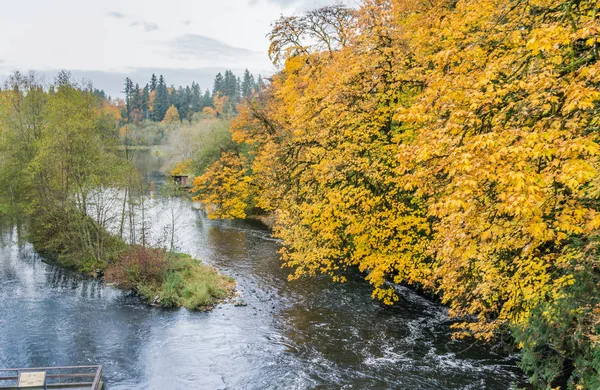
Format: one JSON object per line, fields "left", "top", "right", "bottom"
{"left": 0, "top": 0, "right": 351, "bottom": 96}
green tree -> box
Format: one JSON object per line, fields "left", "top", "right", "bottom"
{"left": 212, "top": 72, "right": 224, "bottom": 97}
{"left": 256, "top": 74, "right": 265, "bottom": 91}
{"left": 141, "top": 84, "right": 150, "bottom": 119}
{"left": 191, "top": 82, "right": 202, "bottom": 113}
{"left": 152, "top": 75, "right": 169, "bottom": 121}
{"left": 241, "top": 69, "right": 256, "bottom": 98}
{"left": 150, "top": 74, "right": 157, "bottom": 91}
{"left": 123, "top": 77, "right": 134, "bottom": 119}
{"left": 202, "top": 89, "right": 212, "bottom": 109}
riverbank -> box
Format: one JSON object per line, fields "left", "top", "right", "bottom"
{"left": 29, "top": 210, "right": 236, "bottom": 311}
{"left": 246, "top": 213, "right": 276, "bottom": 230}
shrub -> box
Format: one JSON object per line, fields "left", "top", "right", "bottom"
{"left": 106, "top": 249, "right": 236, "bottom": 310}
{"left": 105, "top": 246, "right": 168, "bottom": 289}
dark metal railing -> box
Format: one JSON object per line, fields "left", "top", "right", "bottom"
{"left": 0, "top": 365, "right": 102, "bottom": 389}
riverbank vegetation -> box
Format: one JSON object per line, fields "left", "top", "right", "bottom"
{"left": 162, "top": 114, "right": 235, "bottom": 175}
{"left": 191, "top": 1, "right": 600, "bottom": 388}
{"left": 105, "top": 247, "right": 235, "bottom": 310}
{"left": 118, "top": 71, "right": 253, "bottom": 184}
{"left": 0, "top": 71, "right": 235, "bottom": 310}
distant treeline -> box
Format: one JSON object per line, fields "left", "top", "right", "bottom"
{"left": 122, "top": 70, "right": 266, "bottom": 123}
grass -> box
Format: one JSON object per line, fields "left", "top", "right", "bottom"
{"left": 107, "top": 249, "right": 236, "bottom": 311}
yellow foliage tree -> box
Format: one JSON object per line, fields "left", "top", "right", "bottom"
{"left": 202, "top": 106, "right": 217, "bottom": 118}
{"left": 100, "top": 101, "right": 122, "bottom": 123}
{"left": 193, "top": 1, "right": 600, "bottom": 385}
{"left": 192, "top": 152, "right": 252, "bottom": 219}
{"left": 212, "top": 93, "right": 230, "bottom": 117}
{"left": 171, "top": 159, "right": 192, "bottom": 176}
{"left": 162, "top": 105, "right": 180, "bottom": 124}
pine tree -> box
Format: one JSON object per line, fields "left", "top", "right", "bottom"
{"left": 150, "top": 74, "right": 158, "bottom": 91}
{"left": 223, "top": 70, "right": 235, "bottom": 102}
{"left": 256, "top": 74, "right": 265, "bottom": 91}
{"left": 152, "top": 75, "right": 169, "bottom": 121}
{"left": 202, "top": 89, "right": 212, "bottom": 109}
{"left": 131, "top": 83, "right": 142, "bottom": 121}
{"left": 213, "top": 73, "right": 224, "bottom": 97}
{"left": 168, "top": 84, "right": 176, "bottom": 107}
{"left": 142, "top": 84, "right": 150, "bottom": 119}
{"left": 184, "top": 86, "right": 192, "bottom": 121}
{"left": 191, "top": 82, "right": 201, "bottom": 113}
{"left": 123, "top": 77, "right": 134, "bottom": 118}
{"left": 241, "top": 69, "right": 256, "bottom": 98}
{"left": 174, "top": 86, "right": 187, "bottom": 121}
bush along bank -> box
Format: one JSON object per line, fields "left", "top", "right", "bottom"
{"left": 105, "top": 247, "right": 236, "bottom": 310}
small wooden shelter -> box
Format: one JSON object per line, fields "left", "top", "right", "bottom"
{"left": 172, "top": 174, "right": 191, "bottom": 188}
{"left": 170, "top": 159, "right": 193, "bottom": 189}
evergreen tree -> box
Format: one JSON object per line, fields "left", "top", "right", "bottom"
{"left": 133, "top": 84, "right": 142, "bottom": 110}
{"left": 213, "top": 73, "right": 224, "bottom": 97}
{"left": 202, "top": 89, "right": 212, "bottom": 109}
{"left": 150, "top": 74, "right": 158, "bottom": 91}
{"left": 174, "top": 86, "right": 188, "bottom": 121}
{"left": 93, "top": 89, "right": 107, "bottom": 100}
{"left": 184, "top": 86, "right": 192, "bottom": 121}
{"left": 142, "top": 84, "right": 150, "bottom": 119}
{"left": 191, "top": 82, "right": 201, "bottom": 113}
{"left": 132, "top": 83, "right": 142, "bottom": 112}
{"left": 223, "top": 70, "right": 236, "bottom": 102}
{"left": 118, "top": 73, "right": 230, "bottom": 121}
{"left": 168, "top": 84, "right": 176, "bottom": 107}
{"left": 152, "top": 75, "right": 169, "bottom": 121}
{"left": 128, "top": 83, "right": 142, "bottom": 123}
{"left": 123, "top": 77, "right": 134, "bottom": 118}
{"left": 256, "top": 74, "right": 265, "bottom": 91}
{"left": 241, "top": 69, "right": 256, "bottom": 98}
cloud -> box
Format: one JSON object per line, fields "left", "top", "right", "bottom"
{"left": 165, "top": 34, "right": 260, "bottom": 62}
{"left": 181, "top": 20, "right": 192, "bottom": 26}
{"left": 107, "top": 11, "right": 159, "bottom": 32}
{"left": 130, "top": 21, "right": 160, "bottom": 32}
{"left": 107, "top": 11, "right": 126, "bottom": 19}
{"left": 249, "top": 0, "right": 354, "bottom": 10}
{"left": 247, "top": 0, "right": 318, "bottom": 7}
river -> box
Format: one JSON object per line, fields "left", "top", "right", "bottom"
{"left": 0, "top": 150, "right": 525, "bottom": 389}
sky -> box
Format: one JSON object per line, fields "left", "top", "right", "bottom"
{"left": 0, "top": 0, "right": 351, "bottom": 96}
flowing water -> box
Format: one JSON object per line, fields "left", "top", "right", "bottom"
{"left": 0, "top": 150, "right": 525, "bottom": 389}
